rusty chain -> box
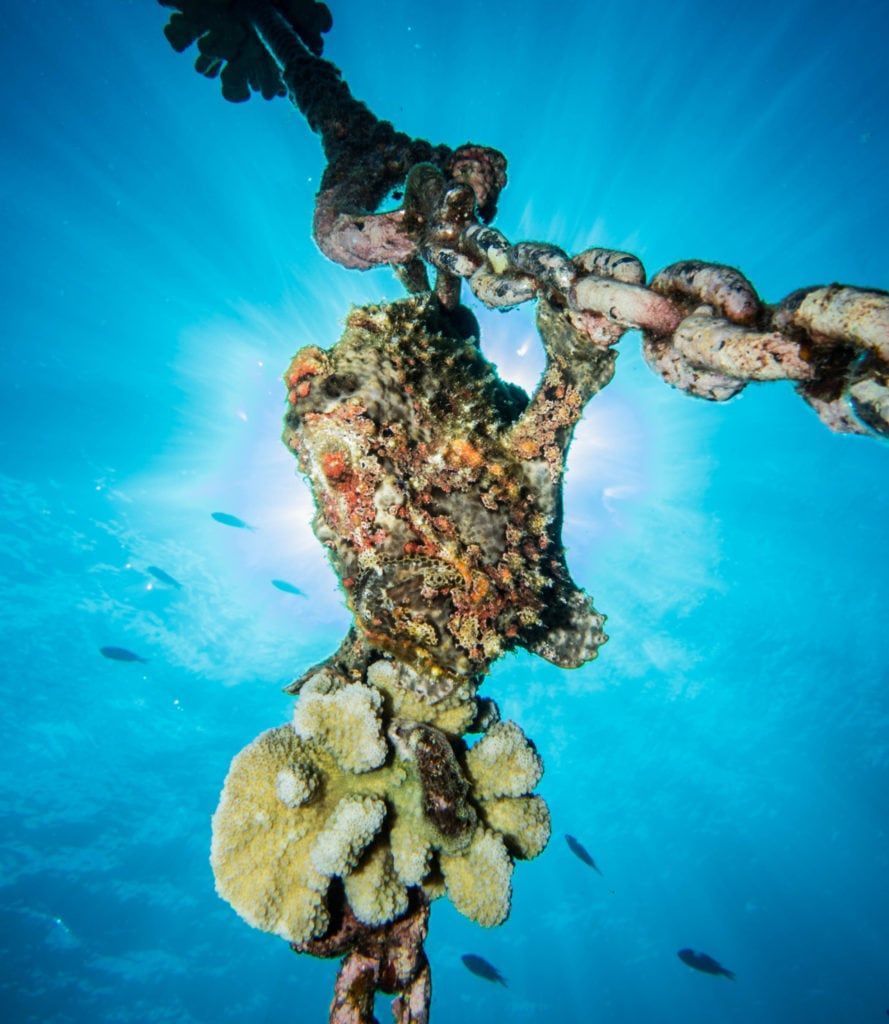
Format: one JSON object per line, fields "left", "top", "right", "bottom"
{"left": 157, "top": 3, "right": 888, "bottom": 440}
{"left": 382, "top": 162, "right": 888, "bottom": 440}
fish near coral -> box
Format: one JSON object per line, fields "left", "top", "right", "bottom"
{"left": 211, "top": 511, "right": 255, "bottom": 530}
{"left": 100, "top": 646, "right": 147, "bottom": 663}
{"left": 211, "top": 284, "right": 614, "bottom": 1020}
{"left": 461, "top": 953, "right": 507, "bottom": 986}
{"left": 565, "top": 834, "right": 603, "bottom": 874}
{"left": 678, "top": 948, "right": 735, "bottom": 980}
{"left": 147, "top": 565, "right": 182, "bottom": 589}
{"left": 272, "top": 578, "right": 306, "bottom": 596}
{"left": 387, "top": 719, "right": 476, "bottom": 842}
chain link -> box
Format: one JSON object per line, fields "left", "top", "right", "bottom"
{"left": 159, "top": 3, "right": 887, "bottom": 440}
{"left": 392, "top": 164, "right": 889, "bottom": 440}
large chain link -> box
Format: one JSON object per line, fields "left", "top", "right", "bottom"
{"left": 388, "top": 163, "right": 889, "bottom": 440}
{"left": 159, "top": 3, "right": 887, "bottom": 440}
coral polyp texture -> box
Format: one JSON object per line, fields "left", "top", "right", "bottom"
{"left": 211, "top": 661, "right": 549, "bottom": 942}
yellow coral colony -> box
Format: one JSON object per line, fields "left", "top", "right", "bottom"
{"left": 211, "top": 658, "right": 550, "bottom": 940}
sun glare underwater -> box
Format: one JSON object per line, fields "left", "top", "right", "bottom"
{"left": 2, "top": 1, "right": 888, "bottom": 1022}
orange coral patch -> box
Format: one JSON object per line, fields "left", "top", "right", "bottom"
{"left": 286, "top": 349, "right": 325, "bottom": 386}
{"left": 470, "top": 573, "right": 490, "bottom": 603}
{"left": 321, "top": 450, "right": 350, "bottom": 481}
{"left": 447, "top": 438, "right": 484, "bottom": 469}
{"left": 514, "top": 437, "right": 541, "bottom": 460}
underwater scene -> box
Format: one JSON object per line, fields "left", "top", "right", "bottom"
{"left": 2, "top": 1, "right": 888, "bottom": 1021}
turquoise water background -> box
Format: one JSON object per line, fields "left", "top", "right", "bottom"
{"left": 2, "top": 1, "right": 888, "bottom": 1021}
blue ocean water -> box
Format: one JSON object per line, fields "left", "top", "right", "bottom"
{"left": 2, "top": 1, "right": 887, "bottom": 1021}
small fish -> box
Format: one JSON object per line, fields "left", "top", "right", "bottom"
{"left": 100, "top": 646, "right": 147, "bottom": 663}
{"left": 146, "top": 566, "right": 182, "bottom": 589}
{"left": 461, "top": 954, "right": 506, "bottom": 986}
{"left": 211, "top": 512, "right": 255, "bottom": 530}
{"left": 565, "top": 834, "right": 603, "bottom": 874}
{"left": 678, "top": 948, "right": 735, "bottom": 980}
{"left": 271, "top": 579, "right": 306, "bottom": 597}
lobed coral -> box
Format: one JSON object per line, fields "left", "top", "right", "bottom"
{"left": 293, "top": 676, "right": 387, "bottom": 773}
{"left": 464, "top": 720, "right": 544, "bottom": 799}
{"left": 211, "top": 661, "right": 550, "bottom": 941}
{"left": 439, "top": 828, "right": 513, "bottom": 927}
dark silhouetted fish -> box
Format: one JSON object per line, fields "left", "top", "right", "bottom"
{"left": 271, "top": 579, "right": 306, "bottom": 597}
{"left": 565, "top": 834, "right": 603, "bottom": 874}
{"left": 678, "top": 948, "right": 735, "bottom": 980}
{"left": 147, "top": 566, "right": 182, "bottom": 589}
{"left": 461, "top": 954, "right": 506, "bottom": 986}
{"left": 211, "top": 512, "right": 255, "bottom": 530}
{"left": 100, "top": 646, "right": 147, "bottom": 663}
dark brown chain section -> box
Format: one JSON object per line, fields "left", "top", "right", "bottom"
{"left": 293, "top": 888, "right": 431, "bottom": 1024}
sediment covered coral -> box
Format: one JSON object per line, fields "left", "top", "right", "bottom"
{"left": 211, "top": 663, "right": 549, "bottom": 943}
{"left": 482, "top": 795, "right": 551, "bottom": 860}
{"left": 439, "top": 827, "right": 513, "bottom": 927}
{"left": 464, "top": 720, "right": 544, "bottom": 800}
{"left": 293, "top": 676, "right": 387, "bottom": 773}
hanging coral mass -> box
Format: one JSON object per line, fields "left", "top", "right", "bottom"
{"left": 156, "top": 2, "right": 889, "bottom": 1021}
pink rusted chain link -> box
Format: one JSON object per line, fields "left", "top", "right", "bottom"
{"left": 317, "top": 161, "right": 888, "bottom": 439}
{"left": 443, "top": 206, "right": 889, "bottom": 439}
